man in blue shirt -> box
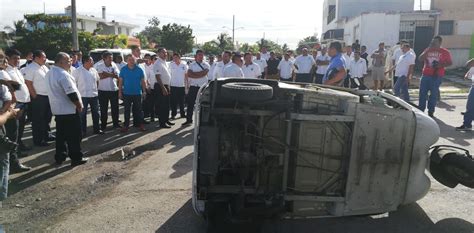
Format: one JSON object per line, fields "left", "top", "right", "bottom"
{"left": 323, "top": 42, "right": 347, "bottom": 86}
{"left": 118, "top": 54, "right": 147, "bottom": 132}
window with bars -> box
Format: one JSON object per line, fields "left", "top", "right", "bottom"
{"left": 438, "top": 21, "right": 454, "bottom": 35}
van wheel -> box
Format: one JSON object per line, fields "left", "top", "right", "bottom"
{"left": 442, "top": 154, "right": 474, "bottom": 188}
{"left": 221, "top": 82, "right": 273, "bottom": 102}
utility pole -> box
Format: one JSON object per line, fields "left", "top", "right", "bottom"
{"left": 232, "top": 15, "right": 235, "bottom": 47}
{"left": 71, "top": 0, "right": 79, "bottom": 50}
{"left": 419, "top": 0, "right": 422, "bottom": 10}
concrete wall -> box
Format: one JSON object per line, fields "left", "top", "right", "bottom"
{"left": 323, "top": 0, "right": 414, "bottom": 35}
{"left": 449, "top": 48, "right": 470, "bottom": 67}
{"left": 338, "top": 0, "right": 414, "bottom": 19}
{"left": 80, "top": 20, "right": 98, "bottom": 33}
{"left": 342, "top": 13, "right": 400, "bottom": 53}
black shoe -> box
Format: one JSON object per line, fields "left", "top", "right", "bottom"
{"left": 166, "top": 121, "right": 175, "bottom": 126}
{"left": 113, "top": 124, "right": 122, "bottom": 129}
{"left": 455, "top": 125, "right": 472, "bottom": 131}
{"left": 71, "top": 158, "right": 88, "bottom": 167}
{"left": 35, "top": 141, "right": 50, "bottom": 147}
{"left": 428, "top": 112, "right": 434, "bottom": 118}
{"left": 182, "top": 121, "right": 193, "bottom": 126}
{"left": 94, "top": 130, "right": 105, "bottom": 135}
{"left": 10, "top": 163, "right": 32, "bottom": 173}
{"left": 47, "top": 135, "right": 56, "bottom": 142}
{"left": 461, "top": 112, "right": 466, "bottom": 115}
{"left": 150, "top": 118, "right": 155, "bottom": 122}
{"left": 180, "top": 114, "right": 186, "bottom": 119}
{"left": 170, "top": 116, "right": 176, "bottom": 120}
{"left": 160, "top": 124, "right": 172, "bottom": 129}
{"left": 18, "top": 143, "right": 32, "bottom": 152}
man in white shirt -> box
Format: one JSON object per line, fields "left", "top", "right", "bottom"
{"left": 278, "top": 53, "right": 295, "bottom": 81}
{"left": 386, "top": 44, "right": 416, "bottom": 102}
{"left": 253, "top": 52, "right": 268, "bottom": 79}
{"left": 342, "top": 46, "right": 355, "bottom": 87}
{"left": 145, "top": 55, "right": 157, "bottom": 121}
{"left": 223, "top": 53, "right": 244, "bottom": 78}
{"left": 184, "top": 50, "right": 210, "bottom": 126}
{"left": 3, "top": 49, "right": 32, "bottom": 172}
{"left": 96, "top": 51, "right": 121, "bottom": 131}
{"left": 153, "top": 47, "right": 174, "bottom": 129}
{"left": 294, "top": 48, "right": 316, "bottom": 83}
{"left": 348, "top": 51, "right": 368, "bottom": 90}
{"left": 170, "top": 53, "right": 188, "bottom": 119}
{"left": 315, "top": 47, "right": 330, "bottom": 84}
{"left": 72, "top": 55, "right": 102, "bottom": 135}
{"left": 208, "top": 54, "right": 216, "bottom": 81}
{"left": 213, "top": 51, "right": 232, "bottom": 79}
{"left": 391, "top": 41, "right": 415, "bottom": 86}
{"left": 23, "top": 50, "right": 54, "bottom": 147}
{"left": 260, "top": 47, "right": 270, "bottom": 61}
{"left": 456, "top": 59, "right": 474, "bottom": 131}
{"left": 242, "top": 52, "right": 261, "bottom": 79}
{"left": 46, "top": 52, "right": 87, "bottom": 167}
{"left": 223, "top": 54, "right": 244, "bottom": 78}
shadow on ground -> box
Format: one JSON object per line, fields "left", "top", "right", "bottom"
{"left": 156, "top": 200, "right": 473, "bottom": 233}
{"left": 9, "top": 121, "right": 193, "bottom": 196}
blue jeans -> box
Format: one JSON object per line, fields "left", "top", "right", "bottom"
{"left": 0, "top": 152, "right": 9, "bottom": 201}
{"left": 418, "top": 76, "right": 442, "bottom": 114}
{"left": 123, "top": 95, "right": 143, "bottom": 128}
{"left": 81, "top": 97, "right": 100, "bottom": 133}
{"left": 463, "top": 87, "right": 474, "bottom": 127}
{"left": 394, "top": 76, "right": 410, "bottom": 102}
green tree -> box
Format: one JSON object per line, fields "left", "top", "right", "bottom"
{"left": 239, "top": 43, "right": 259, "bottom": 53}
{"left": 12, "top": 14, "right": 127, "bottom": 58}
{"left": 214, "top": 33, "right": 234, "bottom": 52}
{"left": 256, "top": 39, "right": 283, "bottom": 54}
{"left": 201, "top": 41, "right": 220, "bottom": 56}
{"left": 137, "top": 17, "right": 162, "bottom": 45}
{"left": 160, "top": 23, "right": 194, "bottom": 54}
{"left": 297, "top": 35, "right": 319, "bottom": 53}
{"left": 282, "top": 43, "right": 289, "bottom": 53}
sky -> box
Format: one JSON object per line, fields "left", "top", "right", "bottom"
{"left": 0, "top": 0, "right": 431, "bottom": 49}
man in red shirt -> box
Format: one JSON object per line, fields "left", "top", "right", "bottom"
{"left": 418, "top": 36, "right": 452, "bottom": 117}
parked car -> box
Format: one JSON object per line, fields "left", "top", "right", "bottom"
{"left": 89, "top": 48, "right": 155, "bottom": 64}
{"left": 192, "top": 78, "right": 473, "bottom": 229}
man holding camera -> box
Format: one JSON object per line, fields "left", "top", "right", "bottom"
{"left": 418, "top": 36, "right": 452, "bottom": 118}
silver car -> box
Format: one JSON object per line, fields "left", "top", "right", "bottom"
{"left": 192, "top": 79, "right": 473, "bottom": 229}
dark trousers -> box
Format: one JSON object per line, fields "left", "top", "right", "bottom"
{"left": 81, "top": 97, "right": 100, "bottom": 133}
{"left": 314, "top": 73, "right": 324, "bottom": 84}
{"left": 55, "top": 113, "right": 83, "bottom": 163}
{"left": 123, "top": 95, "right": 143, "bottom": 128}
{"left": 98, "top": 90, "right": 119, "bottom": 129}
{"left": 350, "top": 77, "right": 368, "bottom": 90}
{"left": 343, "top": 74, "right": 352, "bottom": 88}
{"left": 5, "top": 102, "right": 28, "bottom": 166}
{"left": 170, "top": 86, "right": 185, "bottom": 118}
{"left": 154, "top": 84, "right": 170, "bottom": 126}
{"left": 295, "top": 73, "right": 312, "bottom": 83}
{"left": 186, "top": 86, "right": 200, "bottom": 122}
{"left": 146, "top": 91, "right": 157, "bottom": 120}
{"left": 31, "top": 95, "right": 52, "bottom": 144}
{"left": 463, "top": 87, "right": 474, "bottom": 128}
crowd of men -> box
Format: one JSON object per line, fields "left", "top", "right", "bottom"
{"left": 0, "top": 34, "right": 472, "bottom": 203}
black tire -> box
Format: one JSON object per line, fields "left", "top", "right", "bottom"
{"left": 221, "top": 82, "right": 273, "bottom": 102}
{"left": 442, "top": 154, "right": 474, "bottom": 188}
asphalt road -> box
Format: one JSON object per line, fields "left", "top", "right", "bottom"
{"left": 1, "top": 98, "right": 473, "bottom": 233}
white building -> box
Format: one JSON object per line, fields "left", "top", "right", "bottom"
{"left": 28, "top": 6, "right": 138, "bottom": 37}
{"left": 321, "top": 0, "right": 474, "bottom": 68}
{"left": 323, "top": 0, "right": 415, "bottom": 34}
